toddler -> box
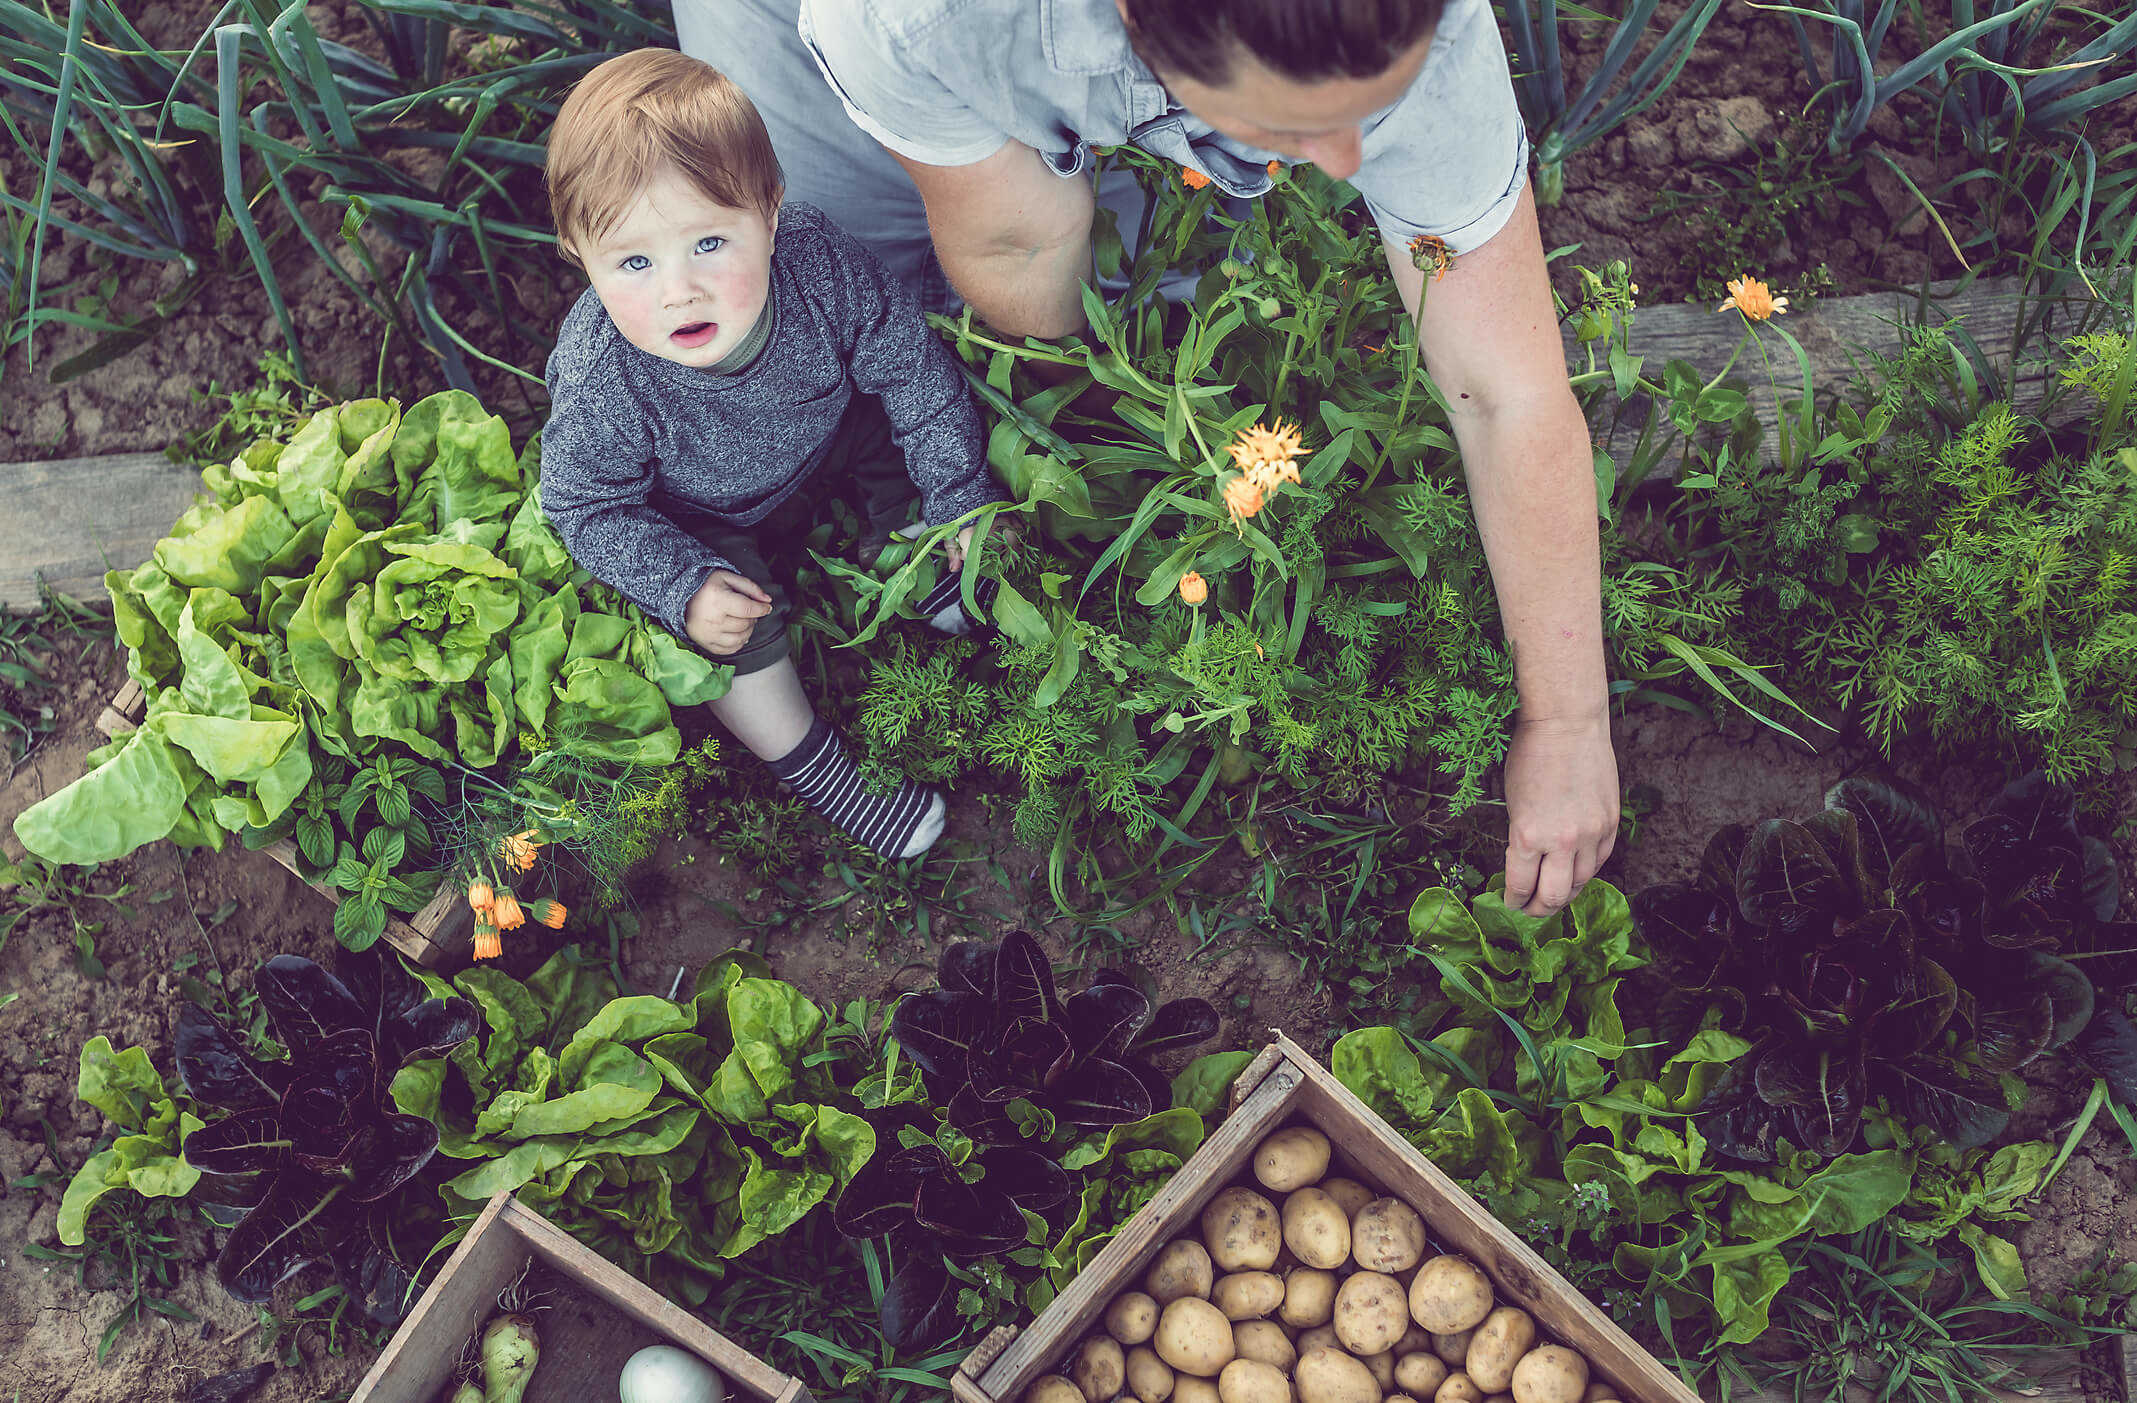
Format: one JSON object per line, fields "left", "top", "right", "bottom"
{"left": 539, "top": 49, "right": 1004, "bottom": 858}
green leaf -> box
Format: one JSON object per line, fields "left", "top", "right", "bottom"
{"left": 1956, "top": 1222, "right": 2028, "bottom": 1300}
{"left": 1170, "top": 1051, "right": 1256, "bottom": 1119}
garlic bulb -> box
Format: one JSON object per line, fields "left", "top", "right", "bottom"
{"left": 618, "top": 1345, "right": 727, "bottom": 1403}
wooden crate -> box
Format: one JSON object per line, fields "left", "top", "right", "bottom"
{"left": 953, "top": 1033, "right": 1700, "bottom": 1403}
{"left": 350, "top": 1193, "right": 813, "bottom": 1403}
{"left": 98, "top": 680, "right": 463, "bottom": 966}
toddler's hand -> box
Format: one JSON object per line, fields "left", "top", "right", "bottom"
{"left": 944, "top": 519, "right": 1019, "bottom": 571}
{"left": 685, "top": 570, "right": 773, "bottom": 656}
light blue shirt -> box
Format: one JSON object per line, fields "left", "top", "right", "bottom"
{"left": 796, "top": 0, "right": 1531, "bottom": 254}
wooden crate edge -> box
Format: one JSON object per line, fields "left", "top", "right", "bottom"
{"left": 95, "top": 683, "right": 452, "bottom": 967}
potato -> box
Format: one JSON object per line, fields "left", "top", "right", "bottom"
{"left": 1319, "top": 1176, "right": 1375, "bottom": 1220}
{"left": 1464, "top": 1308, "right": 1536, "bottom": 1394}
{"left": 1510, "top": 1346, "right": 1591, "bottom": 1403}
{"left": 1293, "top": 1346, "right": 1379, "bottom": 1403}
{"left": 1024, "top": 1377, "right": 1083, "bottom": 1403}
{"left": 1233, "top": 1320, "right": 1296, "bottom": 1374}
{"left": 1214, "top": 1272, "right": 1285, "bottom": 1321}
{"left": 1176, "top": 1379, "right": 1222, "bottom": 1403}
{"left": 1359, "top": 1349, "right": 1395, "bottom": 1391}
{"left": 1203, "top": 1189, "right": 1284, "bottom": 1273}
{"left": 1350, "top": 1198, "right": 1427, "bottom": 1274}
{"left": 1387, "top": 1398, "right": 1422, "bottom": 1403}
{"left": 1435, "top": 1372, "right": 1486, "bottom": 1403}
{"left": 1073, "top": 1336, "right": 1127, "bottom": 1403}
{"left": 1297, "top": 1324, "right": 1339, "bottom": 1357}
{"left": 1331, "top": 1271, "right": 1410, "bottom": 1356}
{"left": 1283, "top": 1189, "right": 1352, "bottom": 1270}
{"left": 1127, "top": 1345, "right": 1176, "bottom": 1403}
{"left": 1280, "top": 1269, "right": 1339, "bottom": 1328}
{"left": 1149, "top": 1240, "right": 1216, "bottom": 1305}
{"left": 1408, "top": 1257, "right": 1493, "bottom": 1334}
{"left": 1581, "top": 1382, "right": 1620, "bottom": 1403}
{"left": 1431, "top": 1331, "right": 1474, "bottom": 1366}
{"left": 1486, "top": 1395, "right": 1515, "bottom": 1403}
{"left": 1217, "top": 1358, "right": 1294, "bottom": 1403}
{"left": 1155, "top": 1298, "right": 1237, "bottom": 1378}
{"left": 1396, "top": 1351, "right": 1451, "bottom": 1397}
{"left": 1254, "top": 1127, "right": 1332, "bottom": 1192}
{"left": 1109, "top": 1291, "right": 1160, "bottom": 1346}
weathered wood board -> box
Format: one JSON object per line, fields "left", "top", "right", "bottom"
{"left": 1570, "top": 276, "right": 2107, "bottom": 471}
{"left": 350, "top": 1193, "right": 812, "bottom": 1403}
{"left": 0, "top": 451, "right": 201, "bottom": 609}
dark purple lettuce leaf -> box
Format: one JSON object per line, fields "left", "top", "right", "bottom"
{"left": 2077, "top": 1010, "right": 2137, "bottom": 1105}
{"left": 2068, "top": 923, "right": 2137, "bottom": 991}
{"left": 385, "top": 997, "right": 480, "bottom": 1070}
{"left": 1133, "top": 998, "right": 1220, "bottom": 1060}
{"left": 1799, "top": 807, "right": 1872, "bottom": 908}
{"left": 1065, "top": 981, "right": 1153, "bottom": 1061}
{"left": 967, "top": 1017, "right": 1072, "bottom": 1104}
{"left": 1877, "top": 957, "right": 1958, "bottom": 1057}
{"left": 175, "top": 1004, "right": 290, "bottom": 1112}
{"left": 216, "top": 1172, "right": 348, "bottom": 1302}
{"left": 1882, "top": 1058, "right": 2010, "bottom": 1149}
{"left": 1049, "top": 1056, "right": 1154, "bottom": 1126}
{"left": 985, "top": 1146, "right": 1071, "bottom": 1215}
{"left": 834, "top": 1144, "right": 945, "bottom": 1239}
{"left": 1904, "top": 864, "right": 1985, "bottom": 948}
{"left": 348, "top": 1112, "right": 441, "bottom": 1202}
{"left": 1698, "top": 823, "right": 1752, "bottom": 906}
{"left": 992, "top": 930, "right": 1062, "bottom": 1026}
{"left": 333, "top": 1199, "right": 423, "bottom": 1323}
{"left": 1737, "top": 820, "right": 1849, "bottom": 927}
{"left": 879, "top": 1253, "right": 958, "bottom": 1349}
{"left": 2020, "top": 951, "right": 2096, "bottom": 1051}
{"left": 254, "top": 956, "right": 367, "bottom": 1055}
{"left": 937, "top": 942, "right": 995, "bottom": 998}
{"left": 1632, "top": 884, "right": 1739, "bottom": 990}
{"left": 1755, "top": 1045, "right": 1866, "bottom": 1156}
{"left": 1825, "top": 775, "right": 1940, "bottom": 892}
{"left": 185, "top": 1108, "right": 291, "bottom": 1177}
{"left": 913, "top": 1174, "right": 1028, "bottom": 1255}
{"left": 1970, "top": 992, "right": 2056, "bottom": 1075}
{"left": 891, "top": 991, "right": 991, "bottom": 1082}
{"left": 1697, "top": 1057, "right": 1785, "bottom": 1164}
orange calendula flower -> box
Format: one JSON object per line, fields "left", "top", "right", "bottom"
{"left": 1181, "top": 166, "right": 1211, "bottom": 190}
{"left": 492, "top": 889, "right": 526, "bottom": 931}
{"left": 467, "top": 879, "right": 494, "bottom": 914}
{"left": 1230, "top": 419, "right": 1306, "bottom": 493}
{"left": 1178, "top": 571, "right": 1208, "bottom": 606}
{"left": 1267, "top": 160, "right": 1282, "bottom": 176}
{"left": 1718, "top": 275, "right": 1788, "bottom": 320}
{"left": 499, "top": 829, "right": 541, "bottom": 872}
{"left": 1408, "top": 233, "right": 1454, "bottom": 282}
{"left": 532, "top": 898, "right": 568, "bottom": 929}
{"left": 472, "top": 919, "right": 501, "bottom": 961}
{"left": 1223, "top": 474, "right": 1265, "bottom": 524}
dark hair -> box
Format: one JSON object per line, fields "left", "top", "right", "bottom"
{"left": 1121, "top": 0, "right": 1446, "bottom": 85}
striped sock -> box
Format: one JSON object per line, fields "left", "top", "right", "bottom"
{"left": 914, "top": 574, "right": 997, "bottom": 635}
{"left": 765, "top": 718, "right": 945, "bottom": 859}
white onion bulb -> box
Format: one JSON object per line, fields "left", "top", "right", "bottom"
{"left": 618, "top": 1344, "right": 727, "bottom": 1403}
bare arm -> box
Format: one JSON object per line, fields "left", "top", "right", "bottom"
{"left": 888, "top": 140, "right": 1095, "bottom": 338}
{"left": 1384, "top": 182, "right": 1619, "bottom": 912}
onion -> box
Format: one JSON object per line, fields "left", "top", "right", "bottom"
{"left": 618, "top": 1345, "right": 727, "bottom": 1403}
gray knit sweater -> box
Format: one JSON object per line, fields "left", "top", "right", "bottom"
{"left": 537, "top": 202, "right": 1003, "bottom": 637}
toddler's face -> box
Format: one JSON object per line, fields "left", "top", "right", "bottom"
{"left": 580, "top": 165, "right": 778, "bottom": 368}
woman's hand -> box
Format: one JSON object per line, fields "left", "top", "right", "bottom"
{"left": 1501, "top": 710, "right": 1620, "bottom": 916}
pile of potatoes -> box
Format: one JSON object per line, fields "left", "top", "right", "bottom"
{"left": 1022, "top": 1126, "right": 1618, "bottom": 1403}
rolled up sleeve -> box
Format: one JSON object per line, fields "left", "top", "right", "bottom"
{"left": 798, "top": 0, "right": 1010, "bottom": 168}
{"left": 1352, "top": 0, "right": 1532, "bottom": 255}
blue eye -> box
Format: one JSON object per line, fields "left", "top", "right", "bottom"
{"left": 696, "top": 235, "right": 725, "bottom": 254}
{"left": 620, "top": 254, "right": 649, "bottom": 272}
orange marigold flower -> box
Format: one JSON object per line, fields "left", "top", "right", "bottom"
{"left": 472, "top": 919, "right": 501, "bottom": 961}
{"left": 499, "top": 829, "right": 541, "bottom": 872}
{"left": 1718, "top": 275, "right": 1788, "bottom": 321}
{"left": 1181, "top": 166, "right": 1211, "bottom": 190}
{"left": 1408, "top": 233, "right": 1454, "bottom": 282}
{"left": 1223, "top": 474, "right": 1265, "bottom": 524}
{"left": 1267, "top": 160, "right": 1282, "bottom": 176}
{"left": 532, "top": 898, "right": 568, "bottom": 929}
{"left": 1178, "top": 571, "right": 1208, "bottom": 606}
{"left": 492, "top": 889, "right": 526, "bottom": 931}
{"left": 467, "top": 879, "right": 494, "bottom": 914}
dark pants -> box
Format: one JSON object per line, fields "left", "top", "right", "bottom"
{"left": 664, "top": 396, "right": 915, "bottom": 676}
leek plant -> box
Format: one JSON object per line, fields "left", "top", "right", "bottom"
{"left": 1500, "top": 0, "right": 1726, "bottom": 206}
